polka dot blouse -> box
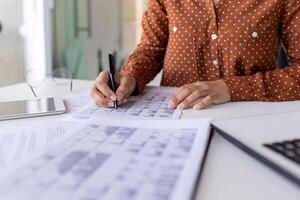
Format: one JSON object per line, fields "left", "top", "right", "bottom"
{"left": 121, "top": 0, "right": 300, "bottom": 101}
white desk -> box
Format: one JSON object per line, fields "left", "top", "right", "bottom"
{"left": 0, "top": 80, "right": 299, "bottom": 200}
{"left": 0, "top": 79, "right": 92, "bottom": 127}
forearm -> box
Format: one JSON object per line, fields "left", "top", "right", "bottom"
{"left": 224, "top": 64, "right": 300, "bottom": 101}
{"left": 121, "top": 45, "right": 165, "bottom": 92}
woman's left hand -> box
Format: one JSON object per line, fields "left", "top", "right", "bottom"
{"left": 168, "top": 80, "right": 231, "bottom": 110}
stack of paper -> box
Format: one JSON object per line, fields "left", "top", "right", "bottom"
{"left": 0, "top": 119, "right": 211, "bottom": 200}
{"left": 0, "top": 87, "right": 212, "bottom": 200}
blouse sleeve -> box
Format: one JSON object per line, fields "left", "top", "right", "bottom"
{"left": 224, "top": 0, "right": 300, "bottom": 101}
{"left": 120, "top": 0, "right": 168, "bottom": 92}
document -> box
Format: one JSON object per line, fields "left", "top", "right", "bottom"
{"left": 0, "top": 120, "right": 77, "bottom": 176}
{"left": 63, "top": 90, "right": 91, "bottom": 113}
{"left": 71, "top": 87, "right": 182, "bottom": 120}
{"left": 0, "top": 118, "right": 211, "bottom": 200}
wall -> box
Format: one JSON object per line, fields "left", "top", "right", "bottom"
{"left": 0, "top": 0, "right": 22, "bottom": 85}
{"left": 135, "top": 0, "right": 147, "bottom": 44}
{"left": 122, "top": 0, "right": 137, "bottom": 61}
{"left": 52, "top": 0, "right": 148, "bottom": 80}
{"left": 20, "top": 0, "right": 51, "bottom": 81}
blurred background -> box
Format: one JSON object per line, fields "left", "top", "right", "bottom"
{"left": 0, "top": 0, "right": 147, "bottom": 85}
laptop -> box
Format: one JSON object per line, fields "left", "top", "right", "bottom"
{"left": 212, "top": 111, "right": 300, "bottom": 186}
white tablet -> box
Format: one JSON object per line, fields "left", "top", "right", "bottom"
{"left": 0, "top": 97, "right": 66, "bottom": 121}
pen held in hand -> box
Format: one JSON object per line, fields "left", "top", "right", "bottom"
{"left": 108, "top": 54, "right": 118, "bottom": 109}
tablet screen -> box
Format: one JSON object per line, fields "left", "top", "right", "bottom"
{"left": 0, "top": 98, "right": 56, "bottom": 116}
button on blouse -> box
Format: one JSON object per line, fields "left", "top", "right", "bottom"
{"left": 121, "top": 0, "right": 300, "bottom": 101}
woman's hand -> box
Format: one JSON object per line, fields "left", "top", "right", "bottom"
{"left": 91, "top": 71, "right": 136, "bottom": 107}
{"left": 168, "top": 80, "right": 231, "bottom": 110}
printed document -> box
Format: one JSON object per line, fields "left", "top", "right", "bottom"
{"left": 68, "top": 87, "right": 182, "bottom": 120}
{"left": 64, "top": 90, "right": 91, "bottom": 113}
{"left": 0, "top": 120, "right": 77, "bottom": 177}
{"left": 0, "top": 118, "right": 211, "bottom": 200}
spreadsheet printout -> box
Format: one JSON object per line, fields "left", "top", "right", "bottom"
{"left": 70, "top": 87, "right": 182, "bottom": 120}
{"left": 0, "top": 120, "right": 76, "bottom": 177}
{"left": 0, "top": 118, "right": 211, "bottom": 200}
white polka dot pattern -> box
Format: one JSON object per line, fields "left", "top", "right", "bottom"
{"left": 121, "top": 0, "right": 300, "bottom": 101}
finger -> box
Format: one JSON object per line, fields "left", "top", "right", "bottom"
{"left": 169, "top": 86, "right": 186, "bottom": 103}
{"left": 98, "top": 70, "right": 109, "bottom": 82}
{"left": 177, "top": 90, "right": 205, "bottom": 110}
{"left": 172, "top": 86, "right": 185, "bottom": 98}
{"left": 118, "top": 98, "right": 128, "bottom": 105}
{"left": 96, "top": 71, "right": 117, "bottom": 101}
{"left": 193, "top": 95, "right": 213, "bottom": 110}
{"left": 168, "top": 86, "right": 194, "bottom": 109}
{"left": 91, "top": 84, "right": 114, "bottom": 107}
{"left": 116, "top": 77, "right": 135, "bottom": 101}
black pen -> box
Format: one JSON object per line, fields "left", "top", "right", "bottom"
{"left": 108, "top": 54, "right": 118, "bottom": 109}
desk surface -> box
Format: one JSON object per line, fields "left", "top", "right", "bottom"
{"left": 0, "top": 80, "right": 299, "bottom": 200}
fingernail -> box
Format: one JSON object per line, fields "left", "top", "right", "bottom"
{"left": 108, "top": 102, "right": 114, "bottom": 107}
{"left": 177, "top": 104, "right": 184, "bottom": 110}
{"left": 110, "top": 95, "right": 117, "bottom": 101}
{"left": 118, "top": 98, "right": 127, "bottom": 105}
{"left": 168, "top": 101, "right": 175, "bottom": 109}
{"left": 193, "top": 105, "right": 201, "bottom": 110}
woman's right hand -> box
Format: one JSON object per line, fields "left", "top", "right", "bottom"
{"left": 91, "top": 71, "right": 137, "bottom": 107}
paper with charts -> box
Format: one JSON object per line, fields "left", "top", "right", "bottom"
{"left": 70, "top": 87, "right": 182, "bottom": 120}
{"left": 0, "top": 118, "right": 211, "bottom": 200}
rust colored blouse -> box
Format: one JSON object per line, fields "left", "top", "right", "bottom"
{"left": 121, "top": 0, "right": 300, "bottom": 101}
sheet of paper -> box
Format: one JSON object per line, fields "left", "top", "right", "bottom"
{"left": 0, "top": 118, "right": 211, "bottom": 200}
{"left": 70, "top": 87, "right": 182, "bottom": 120}
{"left": 0, "top": 120, "right": 77, "bottom": 177}
{"left": 63, "top": 90, "right": 91, "bottom": 113}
